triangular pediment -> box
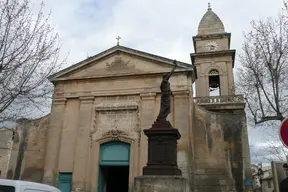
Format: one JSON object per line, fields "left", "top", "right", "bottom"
{"left": 49, "top": 46, "right": 193, "bottom": 82}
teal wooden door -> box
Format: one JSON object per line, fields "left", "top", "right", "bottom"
{"left": 97, "top": 142, "right": 130, "bottom": 192}
{"left": 99, "top": 142, "right": 130, "bottom": 166}
{"left": 58, "top": 173, "right": 72, "bottom": 192}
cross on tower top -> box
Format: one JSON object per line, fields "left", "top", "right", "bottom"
{"left": 116, "top": 36, "right": 121, "bottom": 46}
{"left": 208, "top": 2, "right": 212, "bottom": 10}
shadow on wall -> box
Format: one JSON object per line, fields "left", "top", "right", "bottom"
{"left": 192, "top": 103, "right": 251, "bottom": 192}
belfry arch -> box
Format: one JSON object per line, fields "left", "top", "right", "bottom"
{"left": 208, "top": 69, "right": 221, "bottom": 96}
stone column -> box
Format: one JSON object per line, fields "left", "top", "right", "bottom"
{"left": 204, "top": 75, "right": 209, "bottom": 96}
{"left": 139, "top": 93, "right": 156, "bottom": 175}
{"left": 173, "top": 91, "right": 190, "bottom": 179}
{"left": 72, "top": 96, "right": 94, "bottom": 192}
{"left": 227, "top": 60, "right": 235, "bottom": 94}
{"left": 43, "top": 98, "right": 66, "bottom": 186}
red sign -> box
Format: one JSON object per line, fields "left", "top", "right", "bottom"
{"left": 279, "top": 118, "right": 288, "bottom": 148}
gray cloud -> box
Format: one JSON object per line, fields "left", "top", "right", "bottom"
{"left": 37, "top": 0, "right": 283, "bottom": 66}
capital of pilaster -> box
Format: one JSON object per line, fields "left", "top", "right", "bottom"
{"left": 172, "top": 91, "right": 190, "bottom": 98}
{"left": 53, "top": 98, "right": 67, "bottom": 105}
{"left": 79, "top": 96, "right": 94, "bottom": 104}
{"left": 140, "top": 92, "right": 156, "bottom": 100}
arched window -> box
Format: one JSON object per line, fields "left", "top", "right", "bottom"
{"left": 209, "top": 69, "right": 221, "bottom": 96}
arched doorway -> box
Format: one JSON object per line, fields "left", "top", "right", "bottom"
{"left": 97, "top": 142, "right": 130, "bottom": 192}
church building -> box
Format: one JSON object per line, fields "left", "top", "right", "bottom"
{"left": 6, "top": 5, "right": 252, "bottom": 192}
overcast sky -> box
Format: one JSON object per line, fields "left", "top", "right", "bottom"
{"left": 35, "top": 0, "right": 285, "bottom": 165}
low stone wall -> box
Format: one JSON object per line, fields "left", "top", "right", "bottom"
{"left": 6, "top": 115, "right": 49, "bottom": 182}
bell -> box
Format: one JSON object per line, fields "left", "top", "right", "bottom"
{"left": 209, "top": 81, "right": 219, "bottom": 88}
{"left": 209, "top": 75, "right": 220, "bottom": 88}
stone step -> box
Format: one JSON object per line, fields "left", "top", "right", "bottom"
{"left": 194, "top": 168, "right": 228, "bottom": 175}
{"left": 193, "top": 178, "right": 235, "bottom": 186}
{"left": 193, "top": 185, "right": 236, "bottom": 192}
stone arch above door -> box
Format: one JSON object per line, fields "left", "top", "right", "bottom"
{"left": 95, "top": 130, "right": 135, "bottom": 144}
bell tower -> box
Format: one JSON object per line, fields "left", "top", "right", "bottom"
{"left": 191, "top": 4, "right": 236, "bottom": 97}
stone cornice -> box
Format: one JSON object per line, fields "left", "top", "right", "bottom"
{"left": 193, "top": 32, "right": 231, "bottom": 39}
{"left": 190, "top": 50, "right": 236, "bottom": 68}
{"left": 197, "top": 102, "right": 245, "bottom": 111}
{"left": 50, "top": 70, "right": 193, "bottom": 83}
{"left": 194, "top": 95, "right": 245, "bottom": 110}
{"left": 95, "top": 102, "right": 138, "bottom": 111}
{"left": 140, "top": 92, "right": 156, "bottom": 100}
{"left": 79, "top": 96, "right": 94, "bottom": 104}
{"left": 191, "top": 50, "right": 236, "bottom": 58}
{"left": 172, "top": 91, "right": 190, "bottom": 98}
{"left": 53, "top": 87, "right": 191, "bottom": 98}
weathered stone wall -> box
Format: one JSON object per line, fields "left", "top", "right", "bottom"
{"left": 21, "top": 116, "right": 49, "bottom": 182}
{"left": 6, "top": 128, "right": 20, "bottom": 179}
{"left": 0, "top": 128, "right": 13, "bottom": 178}
{"left": 6, "top": 116, "right": 49, "bottom": 182}
{"left": 191, "top": 103, "right": 252, "bottom": 192}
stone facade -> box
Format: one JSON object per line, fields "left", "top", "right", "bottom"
{"left": 0, "top": 127, "right": 13, "bottom": 178}
{"left": 5, "top": 5, "right": 252, "bottom": 192}
{"left": 41, "top": 49, "right": 194, "bottom": 192}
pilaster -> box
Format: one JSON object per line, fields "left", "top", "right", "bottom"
{"left": 72, "top": 96, "right": 94, "bottom": 192}
{"left": 220, "top": 74, "right": 228, "bottom": 95}
{"left": 173, "top": 91, "right": 190, "bottom": 179}
{"left": 139, "top": 93, "right": 156, "bottom": 175}
{"left": 43, "top": 98, "right": 66, "bottom": 186}
{"left": 58, "top": 99, "right": 80, "bottom": 173}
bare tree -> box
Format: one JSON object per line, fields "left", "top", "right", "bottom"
{"left": 237, "top": 4, "right": 288, "bottom": 125}
{"left": 0, "top": 0, "right": 63, "bottom": 123}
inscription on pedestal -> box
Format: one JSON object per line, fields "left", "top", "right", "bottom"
{"left": 143, "top": 121, "right": 182, "bottom": 176}
{"left": 153, "top": 143, "right": 166, "bottom": 163}
{"left": 150, "top": 141, "right": 176, "bottom": 164}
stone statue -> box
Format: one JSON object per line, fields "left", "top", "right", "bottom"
{"left": 156, "top": 60, "right": 177, "bottom": 121}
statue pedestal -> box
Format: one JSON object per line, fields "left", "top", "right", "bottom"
{"left": 134, "top": 176, "right": 190, "bottom": 192}
{"left": 142, "top": 120, "right": 182, "bottom": 175}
